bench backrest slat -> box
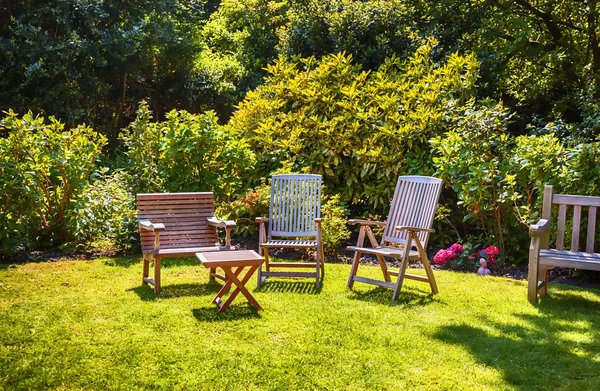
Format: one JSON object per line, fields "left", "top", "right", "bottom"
{"left": 544, "top": 185, "right": 600, "bottom": 253}
{"left": 137, "top": 192, "right": 218, "bottom": 252}
{"left": 587, "top": 207, "right": 597, "bottom": 253}
{"left": 556, "top": 204, "right": 567, "bottom": 250}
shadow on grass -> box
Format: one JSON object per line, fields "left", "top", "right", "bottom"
{"left": 129, "top": 281, "right": 222, "bottom": 301}
{"left": 105, "top": 256, "right": 200, "bottom": 268}
{"left": 256, "top": 280, "right": 322, "bottom": 295}
{"left": 348, "top": 285, "right": 439, "bottom": 308}
{"left": 432, "top": 288, "right": 600, "bottom": 389}
{"left": 192, "top": 305, "right": 262, "bottom": 322}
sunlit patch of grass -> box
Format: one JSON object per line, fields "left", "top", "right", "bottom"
{"left": 1, "top": 257, "right": 600, "bottom": 390}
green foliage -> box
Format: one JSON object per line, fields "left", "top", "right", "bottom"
{"left": 120, "top": 102, "right": 256, "bottom": 200}
{"left": 215, "top": 181, "right": 272, "bottom": 237}
{"left": 0, "top": 110, "right": 107, "bottom": 253}
{"left": 199, "top": 0, "right": 290, "bottom": 112}
{"left": 0, "top": 0, "right": 209, "bottom": 135}
{"left": 320, "top": 195, "right": 351, "bottom": 260}
{"left": 279, "top": 0, "right": 415, "bottom": 70}
{"left": 432, "top": 100, "right": 600, "bottom": 264}
{"left": 231, "top": 39, "right": 479, "bottom": 210}
{"left": 69, "top": 171, "right": 138, "bottom": 252}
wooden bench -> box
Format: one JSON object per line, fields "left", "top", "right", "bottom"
{"left": 137, "top": 192, "right": 236, "bottom": 294}
{"left": 528, "top": 185, "right": 600, "bottom": 304}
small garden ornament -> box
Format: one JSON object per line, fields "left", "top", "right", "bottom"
{"left": 477, "top": 258, "right": 491, "bottom": 275}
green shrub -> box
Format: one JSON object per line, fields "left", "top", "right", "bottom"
{"left": 432, "top": 101, "right": 570, "bottom": 263}
{"left": 69, "top": 171, "right": 138, "bottom": 252}
{"left": 321, "top": 195, "right": 351, "bottom": 261}
{"left": 120, "top": 102, "right": 256, "bottom": 200}
{"left": 215, "top": 181, "right": 272, "bottom": 237}
{"left": 230, "top": 38, "right": 478, "bottom": 210}
{"left": 0, "top": 110, "right": 107, "bottom": 253}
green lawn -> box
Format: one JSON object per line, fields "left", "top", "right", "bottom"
{"left": 1, "top": 257, "right": 600, "bottom": 390}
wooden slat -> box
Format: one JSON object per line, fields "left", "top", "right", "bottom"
{"left": 138, "top": 199, "right": 214, "bottom": 206}
{"left": 260, "top": 271, "right": 316, "bottom": 278}
{"left": 571, "top": 205, "right": 582, "bottom": 251}
{"left": 587, "top": 206, "right": 597, "bottom": 253}
{"left": 137, "top": 203, "right": 214, "bottom": 211}
{"left": 137, "top": 210, "right": 214, "bottom": 216}
{"left": 352, "top": 276, "right": 396, "bottom": 289}
{"left": 265, "top": 262, "right": 317, "bottom": 268}
{"left": 553, "top": 193, "right": 600, "bottom": 207}
{"left": 539, "top": 256, "right": 600, "bottom": 271}
{"left": 556, "top": 204, "right": 567, "bottom": 250}
{"left": 540, "top": 249, "right": 600, "bottom": 259}
{"left": 137, "top": 192, "right": 213, "bottom": 200}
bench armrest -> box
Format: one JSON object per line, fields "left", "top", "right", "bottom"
{"left": 348, "top": 219, "right": 386, "bottom": 227}
{"left": 255, "top": 217, "right": 269, "bottom": 223}
{"left": 395, "top": 226, "right": 434, "bottom": 233}
{"left": 207, "top": 217, "right": 236, "bottom": 248}
{"left": 139, "top": 219, "right": 165, "bottom": 232}
{"left": 529, "top": 219, "right": 550, "bottom": 238}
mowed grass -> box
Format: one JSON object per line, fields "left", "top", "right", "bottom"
{"left": 1, "top": 257, "right": 600, "bottom": 390}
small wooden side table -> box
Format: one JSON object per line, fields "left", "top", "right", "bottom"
{"left": 196, "top": 250, "right": 264, "bottom": 313}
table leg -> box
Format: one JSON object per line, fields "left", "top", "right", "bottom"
{"left": 213, "top": 266, "right": 244, "bottom": 304}
{"left": 218, "top": 265, "right": 263, "bottom": 313}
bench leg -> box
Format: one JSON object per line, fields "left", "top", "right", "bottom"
{"left": 538, "top": 266, "right": 549, "bottom": 296}
{"left": 154, "top": 256, "right": 161, "bottom": 295}
{"left": 142, "top": 254, "right": 150, "bottom": 285}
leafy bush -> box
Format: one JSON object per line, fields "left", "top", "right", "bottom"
{"left": 320, "top": 195, "right": 351, "bottom": 260}
{"left": 431, "top": 100, "right": 594, "bottom": 264}
{"left": 120, "top": 102, "right": 256, "bottom": 200}
{"left": 215, "top": 181, "right": 271, "bottom": 237}
{"left": 69, "top": 171, "right": 138, "bottom": 252}
{"left": 0, "top": 110, "right": 107, "bottom": 253}
{"left": 231, "top": 38, "right": 478, "bottom": 210}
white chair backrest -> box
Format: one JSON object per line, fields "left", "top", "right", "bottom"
{"left": 382, "top": 176, "right": 443, "bottom": 248}
{"left": 268, "top": 174, "right": 322, "bottom": 238}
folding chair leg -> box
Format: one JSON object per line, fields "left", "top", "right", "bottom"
{"left": 257, "top": 264, "right": 263, "bottom": 288}
{"left": 154, "top": 257, "right": 161, "bottom": 295}
{"left": 347, "top": 251, "right": 361, "bottom": 289}
{"left": 392, "top": 258, "right": 408, "bottom": 301}
{"left": 413, "top": 233, "right": 438, "bottom": 294}
{"left": 315, "top": 261, "right": 321, "bottom": 289}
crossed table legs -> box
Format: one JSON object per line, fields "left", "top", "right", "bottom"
{"left": 196, "top": 250, "right": 265, "bottom": 313}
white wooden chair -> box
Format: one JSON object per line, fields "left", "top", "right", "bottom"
{"left": 347, "top": 176, "right": 443, "bottom": 300}
{"left": 256, "top": 174, "right": 324, "bottom": 288}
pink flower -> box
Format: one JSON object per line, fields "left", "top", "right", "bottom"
{"left": 443, "top": 249, "right": 456, "bottom": 260}
{"left": 484, "top": 246, "right": 499, "bottom": 256}
{"left": 449, "top": 243, "right": 464, "bottom": 254}
{"left": 468, "top": 255, "right": 475, "bottom": 260}
{"left": 433, "top": 249, "right": 447, "bottom": 265}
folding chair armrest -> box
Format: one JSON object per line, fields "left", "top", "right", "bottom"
{"left": 529, "top": 219, "right": 549, "bottom": 238}
{"left": 348, "top": 219, "right": 386, "bottom": 227}
{"left": 207, "top": 217, "right": 236, "bottom": 248}
{"left": 315, "top": 218, "right": 322, "bottom": 225}
{"left": 394, "top": 226, "right": 434, "bottom": 233}
{"left": 139, "top": 219, "right": 165, "bottom": 232}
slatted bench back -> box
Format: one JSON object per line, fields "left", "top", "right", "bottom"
{"left": 382, "top": 176, "right": 443, "bottom": 249}
{"left": 542, "top": 185, "right": 600, "bottom": 253}
{"left": 137, "top": 192, "right": 219, "bottom": 253}
{"left": 268, "top": 174, "right": 322, "bottom": 238}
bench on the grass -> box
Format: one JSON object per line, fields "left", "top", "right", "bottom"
{"left": 528, "top": 185, "right": 600, "bottom": 304}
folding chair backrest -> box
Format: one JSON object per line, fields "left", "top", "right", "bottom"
{"left": 137, "top": 192, "right": 219, "bottom": 252}
{"left": 381, "top": 176, "right": 443, "bottom": 248}
{"left": 268, "top": 174, "right": 322, "bottom": 238}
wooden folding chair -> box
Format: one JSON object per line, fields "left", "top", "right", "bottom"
{"left": 137, "top": 192, "right": 236, "bottom": 294}
{"left": 347, "top": 176, "right": 443, "bottom": 300}
{"left": 256, "top": 174, "right": 324, "bottom": 288}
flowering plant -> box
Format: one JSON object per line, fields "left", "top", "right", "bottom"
{"left": 478, "top": 245, "right": 499, "bottom": 266}
{"left": 433, "top": 242, "right": 499, "bottom": 270}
